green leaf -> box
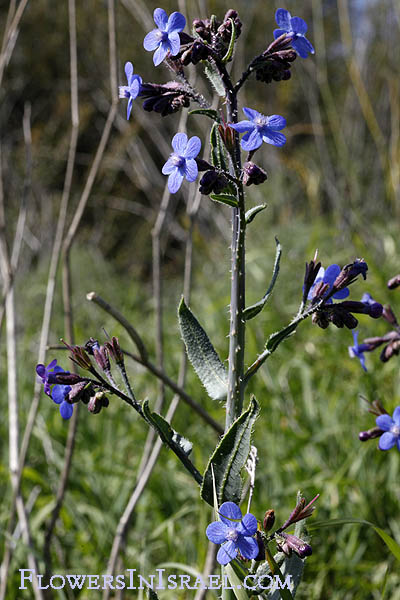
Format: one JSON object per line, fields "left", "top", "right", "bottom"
{"left": 204, "top": 63, "right": 225, "bottom": 97}
{"left": 267, "top": 555, "right": 303, "bottom": 599}
{"left": 210, "top": 122, "right": 229, "bottom": 171}
{"left": 178, "top": 297, "right": 228, "bottom": 401}
{"left": 222, "top": 18, "right": 236, "bottom": 63}
{"left": 245, "top": 203, "right": 268, "bottom": 225}
{"left": 188, "top": 108, "right": 221, "bottom": 123}
{"left": 244, "top": 238, "right": 281, "bottom": 321}
{"left": 201, "top": 397, "right": 260, "bottom": 506}
{"left": 266, "top": 321, "right": 298, "bottom": 352}
{"left": 264, "top": 549, "right": 294, "bottom": 600}
{"left": 142, "top": 400, "right": 202, "bottom": 485}
{"left": 310, "top": 518, "right": 400, "bottom": 563}
{"left": 210, "top": 193, "right": 238, "bottom": 208}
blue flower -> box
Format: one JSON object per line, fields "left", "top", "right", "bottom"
{"left": 308, "top": 264, "right": 350, "bottom": 303}
{"left": 119, "top": 62, "right": 142, "bottom": 120}
{"left": 143, "top": 8, "right": 186, "bottom": 66}
{"left": 348, "top": 330, "right": 368, "bottom": 371}
{"left": 361, "top": 292, "right": 383, "bottom": 319}
{"left": 274, "top": 8, "right": 315, "bottom": 58}
{"left": 230, "top": 108, "right": 286, "bottom": 152}
{"left": 162, "top": 133, "right": 201, "bottom": 193}
{"left": 376, "top": 407, "right": 400, "bottom": 451}
{"left": 206, "top": 501, "right": 259, "bottom": 565}
{"left": 36, "top": 360, "right": 73, "bottom": 420}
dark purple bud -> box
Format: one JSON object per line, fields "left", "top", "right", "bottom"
{"left": 66, "top": 381, "right": 91, "bottom": 404}
{"left": 88, "top": 391, "right": 108, "bottom": 414}
{"left": 242, "top": 162, "right": 268, "bottom": 186}
{"left": 359, "top": 427, "right": 383, "bottom": 442}
{"left": 380, "top": 340, "right": 400, "bottom": 362}
{"left": 53, "top": 372, "right": 84, "bottom": 385}
{"left": 217, "top": 9, "right": 242, "bottom": 43}
{"left": 276, "top": 533, "right": 312, "bottom": 558}
{"left": 303, "top": 251, "right": 321, "bottom": 301}
{"left": 265, "top": 33, "right": 294, "bottom": 54}
{"left": 84, "top": 338, "right": 100, "bottom": 355}
{"left": 193, "top": 19, "right": 212, "bottom": 42}
{"left": 263, "top": 509, "right": 275, "bottom": 532}
{"left": 253, "top": 531, "right": 265, "bottom": 562}
{"left": 93, "top": 346, "right": 111, "bottom": 373}
{"left": 387, "top": 274, "right": 400, "bottom": 289}
{"left": 139, "top": 82, "right": 190, "bottom": 117}
{"left": 105, "top": 337, "right": 124, "bottom": 365}
{"left": 199, "top": 170, "right": 228, "bottom": 195}
{"left": 332, "top": 259, "right": 368, "bottom": 291}
{"left": 337, "top": 300, "right": 382, "bottom": 319}
{"left": 179, "top": 32, "right": 194, "bottom": 45}
{"left": 61, "top": 339, "right": 92, "bottom": 370}
{"left": 312, "top": 310, "right": 329, "bottom": 329}
{"left": 382, "top": 304, "right": 398, "bottom": 326}
{"left": 195, "top": 158, "right": 214, "bottom": 172}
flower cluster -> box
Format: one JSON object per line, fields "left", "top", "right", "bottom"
{"left": 304, "top": 257, "right": 382, "bottom": 330}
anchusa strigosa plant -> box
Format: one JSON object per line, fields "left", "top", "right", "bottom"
{"left": 36, "top": 6, "right": 398, "bottom": 595}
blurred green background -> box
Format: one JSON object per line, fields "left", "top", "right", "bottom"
{"left": 1, "top": 0, "right": 400, "bottom": 598}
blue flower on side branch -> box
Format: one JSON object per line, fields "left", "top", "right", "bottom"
{"left": 206, "top": 501, "right": 259, "bottom": 565}
{"left": 348, "top": 330, "right": 368, "bottom": 371}
{"left": 36, "top": 360, "right": 73, "bottom": 420}
{"left": 143, "top": 8, "right": 186, "bottom": 66}
{"left": 376, "top": 407, "right": 400, "bottom": 452}
{"left": 308, "top": 264, "right": 350, "bottom": 302}
{"left": 230, "top": 108, "right": 286, "bottom": 151}
{"left": 162, "top": 133, "right": 201, "bottom": 193}
{"left": 119, "top": 62, "right": 142, "bottom": 120}
{"left": 274, "top": 8, "right": 315, "bottom": 58}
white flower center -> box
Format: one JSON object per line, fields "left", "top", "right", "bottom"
{"left": 156, "top": 30, "right": 168, "bottom": 42}
{"left": 226, "top": 527, "right": 238, "bottom": 542}
{"left": 254, "top": 116, "right": 268, "bottom": 128}
{"left": 171, "top": 154, "right": 185, "bottom": 168}
{"left": 391, "top": 424, "right": 400, "bottom": 436}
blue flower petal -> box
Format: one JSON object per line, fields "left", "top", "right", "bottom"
{"left": 292, "top": 36, "right": 314, "bottom": 58}
{"left": 216, "top": 541, "right": 237, "bottom": 565}
{"left": 241, "top": 129, "right": 263, "bottom": 151}
{"left": 290, "top": 16, "right": 308, "bottom": 35}
{"left": 183, "top": 135, "right": 201, "bottom": 159}
{"left": 236, "top": 536, "right": 259, "bottom": 560}
{"left": 243, "top": 107, "right": 261, "bottom": 121}
{"left": 172, "top": 132, "right": 188, "bottom": 154}
{"left": 332, "top": 287, "right": 350, "bottom": 300}
{"left": 47, "top": 359, "right": 58, "bottom": 370}
{"left": 127, "top": 97, "right": 133, "bottom": 120}
{"left": 393, "top": 406, "right": 400, "bottom": 426}
{"left": 167, "top": 11, "right": 186, "bottom": 34}
{"left": 153, "top": 43, "right": 168, "bottom": 66}
{"left": 376, "top": 415, "right": 394, "bottom": 432}
{"left": 129, "top": 77, "right": 141, "bottom": 100}
{"left": 237, "top": 513, "right": 258, "bottom": 536}
{"left": 230, "top": 120, "right": 255, "bottom": 133}
{"left": 184, "top": 158, "right": 198, "bottom": 182}
{"left": 323, "top": 264, "right": 340, "bottom": 284}
{"left": 168, "top": 31, "right": 181, "bottom": 56}
{"left": 219, "top": 502, "right": 242, "bottom": 526}
{"left": 379, "top": 431, "right": 397, "bottom": 450}
{"left": 206, "top": 521, "right": 228, "bottom": 544}
{"left": 261, "top": 129, "right": 286, "bottom": 147}
{"left": 125, "top": 61, "right": 134, "bottom": 84}
{"left": 274, "top": 28, "right": 288, "bottom": 39}
{"left": 36, "top": 364, "right": 46, "bottom": 378}
{"left": 275, "top": 8, "right": 291, "bottom": 30}
{"left": 143, "top": 30, "right": 161, "bottom": 51}
{"left": 154, "top": 7, "right": 168, "bottom": 31}
{"left": 267, "top": 115, "right": 287, "bottom": 130}
{"left": 60, "top": 401, "right": 73, "bottom": 420}
{"left": 162, "top": 157, "right": 176, "bottom": 175}
{"left": 168, "top": 169, "right": 184, "bottom": 194}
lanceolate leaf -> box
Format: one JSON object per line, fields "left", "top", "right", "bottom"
{"left": 244, "top": 238, "right": 281, "bottom": 321}
{"left": 210, "top": 122, "right": 228, "bottom": 170}
{"left": 210, "top": 193, "right": 238, "bottom": 208}
{"left": 222, "top": 18, "right": 236, "bottom": 63}
{"left": 142, "top": 400, "right": 202, "bottom": 485}
{"left": 188, "top": 108, "right": 221, "bottom": 123}
{"left": 245, "top": 203, "right": 268, "bottom": 225}
{"left": 204, "top": 63, "right": 226, "bottom": 97}
{"left": 178, "top": 297, "right": 228, "bottom": 401}
{"left": 201, "top": 397, "right": 260, "bottom": 506}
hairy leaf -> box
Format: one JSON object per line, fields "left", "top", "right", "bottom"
{"left": 201, "top": 397, "right": 260, "bottom": 506}
{"left": 245, "top": 203, "right": 268, "bottom": 225}
{"left": 210, "top": 193, "right": 238, "bottom": 208}
{"left": 222, "top": 18, "right": 237, "bottom": 63}
{"left": 204, "top": 64, "right": 225, "bottom": 97}
{"left": 244, "top": 238, "right": 281, "bottom": 320}
{"left": 178, "top": 297, "right": 228, "bottom": 401}
{"left": 188, "top": 108, "right": 221, "bottom": 123}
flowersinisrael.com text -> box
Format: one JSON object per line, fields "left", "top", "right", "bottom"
{"left": 20, "top": 568, "right": 293, "bottom": 592}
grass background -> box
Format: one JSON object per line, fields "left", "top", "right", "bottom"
{"left": 1, "top": 0, "right": 400, "bottom": 598}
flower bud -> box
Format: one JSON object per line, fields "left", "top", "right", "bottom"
{"left": 263, "top": 509, "right": 275, "bottom": 532}
{"left": 253, "top": 531, "right": 265, "bottom": 562}
{"left": 332, "top": 259, "right": 368, "bottom": 291}
{"left": 276, "top": 533, "right": 312, "bottom": 558}
{"left": 242, "top": 162, "right": 268, "bottom": 186}
{"left": 199, "top": 170, "right": 228, "bottom": 195}
{"left": 93, "top": 346, "right": 111, "bottom": 373}
{"left": 61, "top": 340, "right": 92, "bottom": 370}
{"left": 380, "top": 339, "right": 400, "bottom": 362}
{"left": 88, "top": 391, "right": 109, "bottom": 414}
{"left": 105, "top": 337, "right": 124, "bottom": 365}
{"left": 359, "top": 427, "right": 383, "bottom": 442}
{"left": 382, "top": 304, "right": 398, "bottom": 326}
{"left": 387, "top": 274, "right": 400, "bottom": 289}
